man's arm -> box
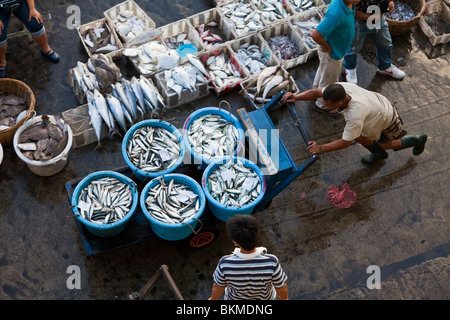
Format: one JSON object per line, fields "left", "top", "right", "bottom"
{"left": 311, "top": 29, "right": 331, "bottom": 54}
{"left": 208, "top": 283, "right": 226, "bottom": 300}
{"left": 275, "top": 283, "right": 289, "bottom": 300}
{"left": 307, "top": 139, "right": 353, "bottom": 155}
{"left": 282, "top": 88, "right": 323, "bottom": 103}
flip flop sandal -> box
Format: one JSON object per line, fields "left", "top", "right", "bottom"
{"left": 0, "top": 65, "right": 6, "bottom": 78}
{"left": 41, "top": 49, "right": 60, "bottom": 63}
{"left": 313, "top": 104, "right": 340, "bottom": 116}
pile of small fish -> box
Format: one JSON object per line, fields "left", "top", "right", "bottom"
{"left": 241, "top": 65, "right": 291, "bottom": 106}
{"left": 251, "top": 0, "right": 291, "bottom": 24}
{"left": 86, "top": 75, "right": 166, "bottom": 149}
{"left": 204, "top": 52, "right": 243, "bottom": 89}
{"left": 81, "top": 22, "right": 120, "bottom": 55}
{"left": 207, "top": 159, "right": 262, "bottom": 208}
{"left": 17, "top": 115, "right": 69, "bottom": 161}
{"left": 235, "top": 43, "right": 270, "bottom": 76}
{"left": 160, "top": 59, "right": 209, "bottom": 96}
{"left": 77, "top": 177, "right": 133, "bottom": 224}
{"left": 187, "top": 114, "right": 240, "bottom": 160}
{"left": 126, "top": 125, "right": 181, "bottom": 173}
{"left": 0, "top": 92, "right": 28, "bottom": 131}
{"left": 268, "top": 34, "right": 300, "bottom": 60}
{"left": 220, "top": 1, "right": 265, "bottom": 37}
{"left": 144, "top": 178, "right": 200, "bottom": 224}
{"left": 288, "top": 0, "right": 317, "bottom": 13}
{"left": 291, "top": 16, "right": 321, "bottom": 49}
{"left": 164, "top": 33, "right": 193, "bottom": 50}
{"left": 385, "top": 2, "right": 416, "bottom": 21}
{"left": 111, "top": 10, "right": 148, "bottom": 42}
{"left": 196, "top": 22, "right": 224, "bottom": 48}
{"left": 122, "top": 40, "right": 177, "bottom": 75}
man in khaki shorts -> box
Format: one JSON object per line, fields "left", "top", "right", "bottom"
{"left": 283, "top": 82, "right": 427, "bottom": 164}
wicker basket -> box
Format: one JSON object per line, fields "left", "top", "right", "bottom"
{"left": 386, "top": 0, "right": 426, "bottom": 35}
{"left": 0, "top": 78, "right": 36, "bottom": 145}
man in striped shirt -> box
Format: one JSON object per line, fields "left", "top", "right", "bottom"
{"left": 209, "top": 215, "right": 288, "bottom": 300}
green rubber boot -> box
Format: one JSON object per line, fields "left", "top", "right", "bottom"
{"left": 361, "top": 140, "right": 389, "bottom": 164}
{"left": 398, "top": 134, "right": 428, "bottom": 155}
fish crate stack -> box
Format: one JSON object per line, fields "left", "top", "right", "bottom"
{"left": 103, "top": 0, "right": 156, "bottom": 44}
{"left": 289, "top": 9, "right": 324, "bottom": 59}
{"left": 285, "top": 0, "right": 326, "bottom": 16}
{"left": 228, "top": 33, "right": 281, "bottom": 78}
{"left": 61, "top": 104, "right": 108, "bottom": 149}
{"left": 187, "top": 8, "right": 238, "bottom": 48}
{"left": 154, "top": 57, "right": 212, "bottom": 109}
{"left": 217, "top": 0, "right": 268, "bottom": 38}
{"left": 198, "top": 44, "right": 249, "bottom": 96}
{"left": 239, "top": 66, "right": 299, "bottom": 110}
{"left": 77, "top": 18, "right": 124, "bottom": 60}
{"left": 157, "top": 19, "right": 206, "bottom": 64}
{"left": 418, "top": 0, "right": 450, "bottom": 46}
{"left": 259, "top": 21, "right": 311, "bottom": 69}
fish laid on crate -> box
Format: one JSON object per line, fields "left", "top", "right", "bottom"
{"left": 164, "top": 33, "right": 193, "bottom": 50}
{"left": 235, "top": 43, "right": 270, "bottom": 75}
{"left": 0, "top": 92, "right": 28, "bottom": 131}
{"left": 187, "top": 114, "right": 239, "bottom": 160}
{"left": 144, "top": 178, "right": 200, "bottom": 224}
{"left": 162, "top": 63, "right": 208, "bottom": 96}
{"left": 77, "top": 177, "right": 133, "bottom": 224}
{"left": 196, "top": 22, "right": 224, "bottom": 48}
{"left": 81, "top": 22, "right": 120, "bottom": 54}
{"left": 208, "top": 159, "right": 261, "bottom": 208}
{"left": 111, "top": 10, "right": 148, "bottom": 42}
{"left": 291, "top": 18, "right": 320, "bottom": 49}
{"left": 288, "top": 0, "right": 316, "bottom": 13}
{"left": 122, "top": 40, "right": 173, "bottom": 75}
{"left": 220, "top": 1, "right": 265, "bottom": 36}
{"left": 251, "top": 0, "right": 290, "bottom": 23}
{"left": 126, "top": 125, "right": 181, "bottom": 173}
{"left": 17, "top": 114, "right": 69, "bottom": 161}
{"left": 385, "top": 2, "right": 416, "bottom": 21}
{"left": 268, "top": 35, "right": 300, "bottom": 60}
{"left": 205, "top": 53, "right": 242, "bottom": 89}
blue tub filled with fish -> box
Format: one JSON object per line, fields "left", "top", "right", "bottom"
{"left": 122, "top": 119, "right": 185, "bottom": 181}
{"left": 182, "top": 107, "right": 245, "bottom": 169}
{"left": 71, "top": 170, "right": 139, "bottom": 238}
{"left": 140, "top": 173, "right": 206, "bottom": 241}
{"left": 201, "top": 156, "right": 267, "bottom": 222}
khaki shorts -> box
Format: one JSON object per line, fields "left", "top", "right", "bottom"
{"left": 379, "top": 106, "right": 407, "bottom": 143}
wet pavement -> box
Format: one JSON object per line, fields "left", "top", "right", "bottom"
{"left": 0, "top": 0, "right": 449, "bottom": 300}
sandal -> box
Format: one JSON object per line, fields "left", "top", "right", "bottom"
{"left": 0, "top": 64, "right": 6, "bottom": 78}
{"left": 41, "top": 49, "right": 60, "bottom": 63}
{"left": 313, "top": 103, "right": 340, "bottom": 115}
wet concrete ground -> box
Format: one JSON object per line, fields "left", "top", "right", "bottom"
{"left": 0, "top": 0, "right": 449, "bottom": 300}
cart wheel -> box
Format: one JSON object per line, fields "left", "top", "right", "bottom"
{"left": 189, "top": 231, "right": 215, "bottom": 248}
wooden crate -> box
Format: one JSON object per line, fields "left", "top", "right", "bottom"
{"left": 258, "top": 21, "right": 310, "bottom": 69}
{"left": 227, "top": 33, "right": 280, "bottom": 77}
{"left": 103, "top": 0, "right": 156, "bottom": 44}
{"left": 77, "top": 18, "right": 123, "bottom": 60}
{"left": 61, "top": 104, "right": 108, "bottom": 149}
{"left": 198, "top": 44, "right": 249, "bottom": 96}
{"left": 157, "top": 19, "right": 206, "bottom": 64}
{"left": 418, "top": 0, "right": 450, "bottom": 46}
{"left": 154, "top": 59, "right": 212, "bottom": 109}
{"left": 186, "top": 8, "right": 238, "bottom": 48}
{"left": 239, "top": 67, "right": 299, "bottom": 110}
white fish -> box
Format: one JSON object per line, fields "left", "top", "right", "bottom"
{"left": 156, "top": 50, "right": 180, "bottom": 70}
{"left": 262, "top": 75, "right": 283, "bottom": 100}
{"left": 86, "top": 91, "right": 103, "bottom": 150}
{"left": 106, "top": 94, "right": 127, "bottom": 134}
{"left": 256, "top": 65, "right": 280, "bottom": 95}
{"left": 186, "top": 53, "right": 209, "bottom": 78}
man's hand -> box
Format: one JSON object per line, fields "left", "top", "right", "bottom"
{"left": 387, "top": 1, "right": 395, "bottom": 13}
{"left": 282, "top": 92, "right": 296, "bottom": 103}
{"left": 307, "top": 141, "right": 322, "bottom": 155}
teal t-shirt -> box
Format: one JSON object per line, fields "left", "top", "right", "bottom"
{"left": 315, "top": 0, "right": 356, "bottom": 60}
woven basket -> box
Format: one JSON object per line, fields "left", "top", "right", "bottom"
{"left": 386, "top": 0, "right": 426, "bottom": 35}
{"left": 0, "top": 78, "right": 35, "bottom": 145}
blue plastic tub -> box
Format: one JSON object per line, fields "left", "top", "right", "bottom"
{"left": 201, "top": 157, "right": 266, "bottom": 222}
{"left": 122, "top": 120, "right": 185, "bottom": 181}
{"left": 71, "top": 171, "right": 139, "bottom": 238}
{"left": 140, "top": 173, "right": 206, "bottom": 241}
{"left": 182, "top": 107, "right": 245, "bottom": 169}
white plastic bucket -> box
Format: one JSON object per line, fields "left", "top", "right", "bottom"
{"left": 13, "top": 115, "right": 73, "bottom": 176}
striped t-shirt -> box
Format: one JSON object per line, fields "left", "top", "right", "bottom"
{"left": 213, "top": 247, "right": 287, "bottom": 300}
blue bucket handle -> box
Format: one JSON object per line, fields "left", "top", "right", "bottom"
{"left": 182, "top": 217, "right": 203, "bottom": 235}
{"left": 218, "top": 100, "right": 231, "bottom": 113}
{"left": 65, "top": 204, "right": 77, "bottom": 219}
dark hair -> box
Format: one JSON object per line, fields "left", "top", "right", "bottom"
{"left": 226, "top": 215, "right": 259, "bottom": 251}
{"left": 323, "top": 83, "right": 346, "bottom": 103}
